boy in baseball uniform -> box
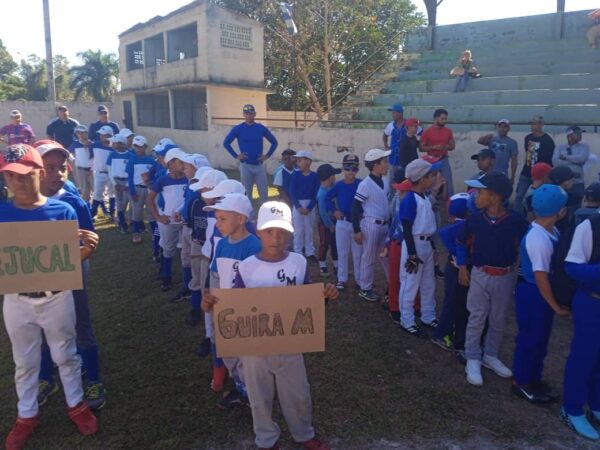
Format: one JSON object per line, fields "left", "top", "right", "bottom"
{"left": 0, "top": 144, "right": 99, "bottom": 449}
{"left": 68, "top": 125, "right": 93, "bottom": 205}
{"left": 316, "top": 164, "right": 341, "bottom": 276}
{"left": 106, "top": 134, "right": 132, "bottom": 233}
{"left": 203, "top": 201, "right": 338, "bottom": 450}
{"left": 352, "top": 148, "right": 391, "bottom": 302}
{"left": 272, "top": 148, "right": 297, "bottom": 206}
{"left": 289, "top": 150, "right": 320, "bottom": 259}
{"left": 458, "top": 172, "right": 529, "bottom": 386}
{"left": 90, "top": 125, "right": 116, "bottom": 219}
{"left": 398, "top": 158, "right": 442, "bottom": 335}
{"left": 326, "top": 154, "right": 362, "bottom": 291}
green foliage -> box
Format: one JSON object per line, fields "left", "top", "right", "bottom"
{"left": 0, "top": 39, "right": 25, "bottom": 100}
{"left": 17, "top": 54, "right": 74, "bottom": 101}
{"left": 69, "top": 50, "right": 119, "bottom": 102}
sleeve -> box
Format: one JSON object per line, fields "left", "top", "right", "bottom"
{"left": 318, "top": 192, "right": 334, "bottom": 229}
{"left": 210, "top": 241, "right": 222, "bottom": 273}
{"left": 419, "top": 128, "right": 431, "bottom": 147}
{"left": 325, "top": 183, "right": 338, "bottom": 213}
{"left": 106, "top": 154, "right": 115, "bottom": 181}
{"left": 264, "top": 127, "right": 278, "bottom": 158}
{"left": 354, "top": 180, "right": 367, "bottom": 203}
{"left": 566, "top": 144, "right": 590, "bottom": 164}
{"left": 150, "top": 177, "right": 163, "bottom": 194}
{"left": 351, "top": 198, "right": 363, "bottom": 234}
{"left": 64, "top": 204, "right": 78, "bottom": 221}
{"left": 45, "top": 120, "right": 54, "bottom": 136}
{"left": 0, "top": 125, "right": 7, "bottom": 135}
{"left": 526, "top": 231, "right": 553, "bottom": 273}
{"left": 384, "top": 122, "right": 393, "bottom": 136}
{"left": 306, "top": 175, "right": 319, "bottom": 211}
{"left": 288, "top": 172, "right": 301, "bottom": 209}
{"left": 397, "top": 192, "right": 417, "bottom": 224}
{"left": 75, "top": 201, "right": 95, "bottom": 231}
{"left": 273, "top": 168, "right": 283, "bottom": 187}
{"left": 552, "top": 146, "right": 563, "bottom": 167}
{"left": 223, "top": 126, "right": 239, "bottom": 159}
{"left": 566, "top": 219, "right": 593, "bottom": 264}
{"left": 127, "top": 160, "right": 136, "bottom": 196}
{"left": 455, "top": 217, "right": 471, "bottom": 266}
{"left": 510, "top": 139, "right": 518, "bottom": 157}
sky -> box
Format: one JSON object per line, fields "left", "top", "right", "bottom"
{"left": 2, "top": 0, "right": 598, "bottom": 64}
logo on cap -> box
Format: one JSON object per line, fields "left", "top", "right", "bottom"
{"left": 271, "top": 206, "right": 284, "bottom": 217}
{"left": 5, "top": 144, "right": 29, "bottom": 163}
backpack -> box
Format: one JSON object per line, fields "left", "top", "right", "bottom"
{"left": 551, "top": 214, "right": 600, "bottom": 307}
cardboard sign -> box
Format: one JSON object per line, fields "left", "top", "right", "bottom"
{"left": 212, "top": 283, "right": 325, "bottom": 357}
{"left": 0, "top": 221, "right": 83, "bottom": 294}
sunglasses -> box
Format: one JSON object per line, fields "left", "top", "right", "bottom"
{"left": 343, "top": 165, "right": 359, "bottom": 172}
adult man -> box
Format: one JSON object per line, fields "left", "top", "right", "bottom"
{"left": 46, "top": 105, "right": 80, "bottom": 149}
{"left": 382, "top": 104, "right": 407, "bottom": 172}
{"left": 0, "top": 110, "right": 35, "bottom": 145}
{"left": 88, "top": 105, "right": 119, "bottom": 140}
{"left": 553, "top": 125, "right": 590, "bottom": 207}
{"left": 419, "top": 108, "right": 455, "bottom": 196}
{"left": 477, "top": 118, "right": 518, "bottom": 182}
{"left": 223, "top": 104, "right": 278, "bottom": 205}
{"left": 514, "top": 116, "right": 555, "bottom": 212}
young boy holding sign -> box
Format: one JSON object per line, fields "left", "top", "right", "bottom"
{"left": 0, "top": 144, "right": 99, "bottom": 450}
{"left": 203, "top": 201, "right": 338, "bottom": 450}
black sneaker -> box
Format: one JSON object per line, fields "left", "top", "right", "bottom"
{"left": 400, "top": 324, "right": 427, "bottom": 338}
{"left": 435, "top": 265, "right": 444, "bottom": 279}
{"left": 319, "top": 267, "right": 329, "bottom": 277}
{"left": 85, "top": 381, "right": 107, "bottom": 411}
{"left": 335, "top": 281, "right": 345, "bottom": 291}
{"left": 217, "top": 389, "right": 249, "bottom": 409}
{"left": 421, "top": 319, "right": 439, "bottom": 329}
{"left": 196, "top": 337, "right": 211, "bottom": 358}
{"left": 533, "top": 381, "right": 559, "bottom": 402}
{"left": 389, "top": 311, "right": 400, "bottom": 324}
{"left": 188, "top": 310, "right": 201, "bottom": 327}
{"left": 511, "top": 383, "right": 553, "bottom": 404}
{"left": 170, "top": 289, "right": 191, "bottom": 303}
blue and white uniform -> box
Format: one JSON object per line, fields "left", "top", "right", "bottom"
{"left": 107, "top": 150, "right": 132, "bottom": 229}
{"left": 90, "top": 140, "right": 115, "bottom": 216}
{"left": 68, "top": 139, "right": 94, "bottom": 202}
{"left": 289, "top": 170, "right": 320, "bottom": 257}
{"left": 126, "top": 154, "right": 158, "bottom": 233}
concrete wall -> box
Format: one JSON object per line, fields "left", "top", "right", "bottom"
{"left": 209, "top": 86, "right": 267, "bottom": 127}
{"left": 406, "top": 10, "right": 594, "bottom": 52}
{"left": 0, "top": 101, "right": 114, "bottom": 140}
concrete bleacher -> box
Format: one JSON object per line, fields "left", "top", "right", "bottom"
{"left": 328, "top": 10, "right": 600, "bottom": 134}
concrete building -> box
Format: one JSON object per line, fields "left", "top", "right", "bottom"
{"left": 116, "top": 0, "right": 268, "bottom": 153}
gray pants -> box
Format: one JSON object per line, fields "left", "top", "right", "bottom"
{"left": 113, "top": 180, "right": 130, "bottom": 212}
{"left": 75, "top": 167, "right": 93, "bottom": 203}
{"left": 189, "top": 256, "right": 208, "bottom": 292}
{"left": 131, "top": 186, "right": 148, "bottom": 222}
{"left": 464, "top": 267, "right": 515, "bottom": 360}
{"left": 240, "top": 162, "right": 268, "bottom": 205}
{"left": 158, "top": 222, "right": 183, "bottom": 258}
{"left": 180, "top": 226, "right": 192, "bottom": 268}
{"left": 241, "top": 353, "right": 315, "bottom": 448}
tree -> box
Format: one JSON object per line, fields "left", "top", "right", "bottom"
{"left": 423, "top": 0, "right": 444, "bottom": 26}
{"left": 0, "top": 39, "right": 25, "bottom": 100}
{"left": 18, "top": 54, "right": 74, "bottom": 101}
{"left": 69, "top": 50, "right": 119, "bottom": 101}
{"left": 213, "top": 0, "right": 424, "bottom": 115}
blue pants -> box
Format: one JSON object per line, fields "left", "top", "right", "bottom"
{"left": 563, "top": 291, "right": 600, "bottom": 415}
{"left": 513, "top": 282, "right": 554, "bottom": 385}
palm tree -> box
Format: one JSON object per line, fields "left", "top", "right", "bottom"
{"left": 69, "top": 50, "right": 119, "bottom": 101}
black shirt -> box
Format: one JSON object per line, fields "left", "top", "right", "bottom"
{"left": 88, "top": 120, "right": 120, "bottom": 140}
{"left": 521, "top": 133, "right": 555, "bottom": 178}
{"left": 398, "top": 135, "right": 419, "bottom": 168}
{"left": 46, "top": 117, "right": 80, "bottom": 148}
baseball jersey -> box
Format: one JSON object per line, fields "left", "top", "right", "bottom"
{"left": 188, "top": 196, "right": 208, "bottom": 241}
{"left": 317, "top": 186, "right": 334, "bottom": 228}
{"left": 150, "top": 175, "right": 187, "bottom": 217}
{"left": 354, "top": 175, "right": 390, "bottom": 220}
{"left": 273, "top": 166, "right": 296, "bottom": 195}
{"left": 325, "top": 178, "right": 361, "bottom": 219}
{"left": 289, "top": 171, "right": 320, "bottom": 210}
{"left": 386, "top": 121, "right": 407, "bottom": 166}
{"left": 126, "top": 154, "right": 159, "bottom": 196}
{"left": 0, "top": 123, "right": 35, "bottom": 145}
{"left": 62, "top": 180, "right": 80, "bottom": 197}
{"left": 0, "top": 198, "right": 77, "bottom": 223}
{"left": 398, "top": 191, "right": 436, "bottom": 235}
{"left": 438, "top": 220, "right": 466, "bottom": 260}
{"left": 107, "top": 151, "right": 132, "bottom": 182}
{"left": 520, "top": 223, "right": 558, "bottom": 284}
{"left": 234, "top": 252, "right": 310, "bottom": 288}
{"left": 90, "top": 141, "right": 114, "bottom": 172}
{"left": 88, "top": 120, "right": 119, "bottom": 139}
{"left": 52, "top": 189, "right": 95, "bottom": 231}
{"left": 68, "top": 139, "right": 93, "bottom": 169}
{"left": 565, "top": 216, "right": 600, "bottom": 293}
{"left": 211, "top": 234, "right": 262, "bottom": 288}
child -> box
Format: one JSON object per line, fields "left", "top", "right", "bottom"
{"left": 289, "top": 150, "right": 320, "bottom": 260}
{"left": 148, "top": 148, "right": 189, "bottom": 291}
{"left": 90, "top": 125, "right": 116, "bottom": 219}
{"left": 326, "top": 154, "right": 362, "bottom": 291}
{"left": 431, "top": 193, "right": 470, "bottom": 350}
{"left": 521, "top": 162, "right": 553, "bottom": 219}
{"left": 398, "top": 158, "right": 441, "bottom": 335}
{"left": 470, "top": 148, "right": 496, "bottom": 178}
{"left": 68, "top": 125, "right": 94, "bottom": 205}
{"left": 397, "top": 117, "right": 420, "bottom": 170}
{"left": 352, "top": 148, "right": 392, "bottom": 302}
{"left": 316, "top": 164, "right": 341, "bottom": 276}
{"left": 458, "top": 172, "right": 529, "bottom": 386}
{"left": 107, "top": 134, "right": 132, "bottom": 233}
{"left": 273, "top": 148, "right": 297, "bottom": 206}
{"left": 0, "top": 144, "right": 99, "bottom": 449}
{"left": 512, "top": 184, "right": 569, "bottom": 404}
{"left": 126, "top": 135, "right": 159, "bottom": 244}
{"left": 574, "top": 182, "right": 600, "bottom": 224}
{"left": 203, "top": 201, "right": 338, "bottom": 450}
{"left": 560, "top": 210, "right": 600, "bottom": 440}
{"left": 204, "top": 192, "right": 261, "bottom": 408}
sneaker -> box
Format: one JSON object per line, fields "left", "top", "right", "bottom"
{"left": 211, "top": 365, "right": 227, "bottom": 393}
{"left": 84, "top": 382, "right": 107, "bottom": 411}
{"left": 67, "top": 401, "right": 98, "bottom": 436}
{"left": 335, "top": 281, "right": 345, "bottom": 291}
{"left": 400, "top": 324, "right": 426, "bottom": 338}
{"left": 560, "top": 407, "right": 600, "bottom": 440}
{"left": 435, "top": 265, "right": 444, "bottom": 279}
{"left": 196, "top": 337, "right": 211, "bottom": 358}
{"left": 217, "top": 389, "right": 249, "bottom": 409}
{"left": 319, "top": 267, "right": 329, "bottom": 277}
{"left": 482, "top": 355, "right": 512, "bottom": 378}
{"left": 188, "top": 309, "right": 201, "bottom": 327}
{"left": 466, "top": 359, "right": 483, "bottom": 386}
{"left": 389, "top": 311, "right": 400, "bottom": 324}
{"left": 456, "top": 350, "right": 467, "bottom": 365}
{"left": 132, "top": 233, "right": 142, "bottom": 244}
{"left": 301, "top": 438, "right": 331, "bottom": 450}
{"left": 37, "top": 380, "right": 59, "bottom": 406}
{"left": 421, "top": 319, "right": 439, "bottom": 329}
{"left": 511, "top": 383, "right": 552, "bottom": 404}
{"left": 358, "top": 289, "right": 378, "bottom": 302}
{"left": 160, "top": 280, "right": 172, "bottom": 292}
{"left": 431, "top": 336, "right": 455, "bottom": 352}
{"left": 534, "top": 380, "right": 559, "bottom": 402}
{"left": 170, "top": 289, "right": 191, "bottom": 303}
{"left": 5, "top": 415, "right": 40, "bottom": 450}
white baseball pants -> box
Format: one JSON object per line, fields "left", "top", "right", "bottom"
{"left": 293, "top": 200, "right": 316, "bottom": 257}
{"left": 74, "top": 167, "right": 93, "bottom": 203}
{"left": 3, "top": 291, "right": 84, "bottom": 418}
{"left": 335, "top": 220, "right": 363, "bottom": 284}
{"left": 357, "top": 219, "right": 389, "bottom": 291}
{"left": 158, "top": 222, "right": 183, "bottom": 258}
{"left": 92, "top": 171, "right": 114, "bottom": 202}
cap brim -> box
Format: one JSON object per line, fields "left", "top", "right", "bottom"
{"left": 40, "top": 148, "right": 71, "bottom": 159}
{"left": 392, "top": 180, "right": 413, "bottom": 191}
{"left": 430, "top": 161, "right": 443, "bottom": 172}
{"left": 202, "top": 189, "right": 224, "bottom": 199}
{"left": 0, "top": 162, "right": 38, "bottom": 175}
{"left": 202, "top": 204, "right": 250, "bottom": 217}
{"left": 189, "top": 181, "right": 202, "bottom": 191}
{"left": 465, "top": 179, "right": 486, "bottom": 189}
{"left": 257, "top": 219, "right": 294, "bottom": 233}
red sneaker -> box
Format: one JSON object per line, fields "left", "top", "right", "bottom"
{"left": 210, "top": 365, "right": 228, "bottom": 393}
{"left": 67, "top": 401, "right": 98, "bottom": 436}
{"left": 5, "top": 415, "right": 40, "bottom": 450}
{"left": 301, "top": 438, "right": 331, "bottom": 450}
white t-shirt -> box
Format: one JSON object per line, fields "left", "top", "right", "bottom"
{"left": 237, "top": 252, "right": 308, "bottom": 288}
{"left": 525, "top": 223, "right": 559, "bottom": 273}
{"left": 566, "top": 219, "right": 594, "bottom": 264}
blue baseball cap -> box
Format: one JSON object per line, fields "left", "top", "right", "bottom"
{"left": 387, "top": 104, "right": 404, "bottom": 113}
{"left": 465, "top": 171, "right": 513, "bottom": 201}
{"left": 155, "top": 143, "right": 178, "bottom": 158}
{"left": 532, "top": 184, "right": 568, "bottom": 217}
{"left": 448, "top": 193, "right": 470, "bottom": 218}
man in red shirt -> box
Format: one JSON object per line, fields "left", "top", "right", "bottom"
{"left": 419, "top": 108, "right": 455, "bottom": 195}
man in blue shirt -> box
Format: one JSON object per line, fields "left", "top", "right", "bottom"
{"left": 223, "top": 104, "right": 278, "bottom": 205}
{"left": 46, "top": 105, "right": 80, "bottom": 149}
{"left": 88, "top": 105, "right": 120, "bottom": 139}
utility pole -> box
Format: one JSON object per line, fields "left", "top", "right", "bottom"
{"left": 43, "top": 0, "right": 56, "bottom": 107}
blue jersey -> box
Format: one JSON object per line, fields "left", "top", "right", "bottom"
{"left": 90, "top": 141, "right": 114, "bottom": 172}
{"left": 0, "top": 198, "right": 77, "bottom": 223}
{"left": 325, "top": 178, "right": 361, "bottom": 219}
{"left": 188, "top": 196, "right": 208, "bottom": 241}
{"left": 63, "top": 180, "right": 80, "bottom": 197}
{"left": 390, "top": 122, "right": 408, "bottom": 166}
{"left": 151, "top": 174, "right": 188, "bottom": 217}
{"left": 180, "top": 184, "right": 198, "bottom": 224}
{"left": 438, "top": 220, "right": 466, "bottom": 260}
{"left": 317, "top": 186, "right": 334, "bottom": 228}
{"left": 289, "top": 170, "right": 320, "bottom": 210}
{"left": 107, "top": 150, "right": 132, "bottom": 181}
{"left": 53, "top": 190, "right": 95, "bottom": 231}
{"left": 223, "top": 122, "right": 278, "bottom": 165}
{"left": 126, "top": 154, "right": 159, "bottom": 196}
{"left": 211, "top": 233, "right": 262, "bottom": 288}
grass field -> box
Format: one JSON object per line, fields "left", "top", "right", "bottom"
{"left": 0, "top": 212, "right": 595, "bottom": 449}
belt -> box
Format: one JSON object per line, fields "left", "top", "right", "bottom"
{"left": 135, "top": 184, "right": 147, "bottom": 189}
{"left": 98, "top": 170, "right": 108, "bottom": 174}
{"left": 77, "top": 166, "right": 92, "bottom": 171}
{"left": 338, "top": 216, "right": 352, "bottom": 222}
{"left": 374, "top": 219, "right": 389, "bottom": 226}
{"left": 19, "top": 291, "right": 62, "bottom": 298}
{"left": 417, "top": 235, "right": 432, "bottom": 241}
{"left": 477, "top": 265, "right": 514, "bottom": 276}
{"left": 114, "top": 177, "right": 128, "bottom": 181}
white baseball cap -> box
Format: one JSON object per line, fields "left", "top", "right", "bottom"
{"left": 9, "top": 109, "right": 21, "bottom": 117}
{"left": 202, "top": 179, "right": 246, "bottom": 199}
{"left": 74, "top": 124, "right": 88, "bottom": 133}
{"left": 36, "top": 142, "right": 71, "bottom": 159}
{"left": 295, "top": 150, "right": 313, "bottom": 160}
{"left": 132, "top": 135, "right": 147, "bottom": 147}
{"left": 119, "top": 128, "right": 134, "bottom": 138}
{"left": 192, "top": 169, "right": 228, "bottom": 192}
{"left": 364, "top": 148, "right": 391, "bottom": 162}
{"left": 257, "top": 201, "right": 294, "bottom": 233}
{"left": 164, "top": 148, "right": 189, "bottom": 164}
{"left": 182, "top": 153, "right": 210, "bottom": 169}
{"left": 109, "top": 134, "right": 128, "bottom": 144}
{"left": 203, "top": 193, "right": 253, "bottom": 218}
{"left": 153, "top": 137, "right": 175, "bottom": 151}
{"left": 97, "top": 125, "right": 114, "bottom": 136}
{"left": 189, "top": 166, "right": 213, "bottom": 183}
{"left": 405, "top": 158, "right": 442, "bottom": 182}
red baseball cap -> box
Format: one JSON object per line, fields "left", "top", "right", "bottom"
{"left": 0, "top": 144, "right": 44, "bottom": 174}
{"left": 405, "top": 117, "right": 420, "bottom": 127}
{"left": 531, "top": 162, "right": 553, "bottom": 181}
{"left": 392, "top": 178, "right": 413, "bottom": 191}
